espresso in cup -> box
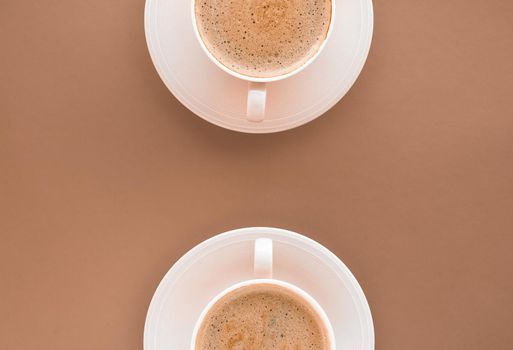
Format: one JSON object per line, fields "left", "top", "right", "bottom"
{"left": 194, "top": 0, "right": 332, "bottom": 78}
{"left": 194, "top": 283, "right": 330, "bottom": 349}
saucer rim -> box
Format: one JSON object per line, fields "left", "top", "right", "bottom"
{"left": 144, "top": 0, "right": 374, "bottom": 133}
{"left": 143, "top": 227, "right": 375, "bottom": 350}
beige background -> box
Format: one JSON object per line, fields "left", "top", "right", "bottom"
{"left": 1, "top": 0, "right": 512, "bottom": 349}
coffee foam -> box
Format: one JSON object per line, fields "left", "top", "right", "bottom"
{"left": 195, "top": 283, "right": 329, "bottom": 350}
{"left": 195, "top": 0, "right": 332, "bottom": 78}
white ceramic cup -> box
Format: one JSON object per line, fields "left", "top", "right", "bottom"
{"left": 190, "top": 238, "right": 336, "bottom": 349}
{"left": 191, "top": 1, "right": 336, "bottom": 123}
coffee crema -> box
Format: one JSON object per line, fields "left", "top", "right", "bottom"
{"left": 195, "top": 283, "right": 330, "bottom": 350}
{"left": 194, "top": 0, "right": 332, "bottom": 78}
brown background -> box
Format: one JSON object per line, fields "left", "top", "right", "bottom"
{"left": 1, "top": 0, "right": 512, "bottom": 349}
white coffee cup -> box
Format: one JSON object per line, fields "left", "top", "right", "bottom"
{"left": 190, "top": 238, "right": 336, "bottom": 349}
{"left": 191, "top": 1, "right": 336, "bottom": 123}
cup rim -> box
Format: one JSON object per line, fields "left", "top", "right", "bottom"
{"left": 191, "top": 0, "right": 337, "bottom": 83}
{"left": 190, "top": 278, "right": 336, "bottom": 350}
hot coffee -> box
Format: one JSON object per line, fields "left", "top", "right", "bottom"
{"left": 194, "top": 0, "right": 332, "bottom": 78}
{"left": 194, "top": 283, "right": 330, "bottom": 349}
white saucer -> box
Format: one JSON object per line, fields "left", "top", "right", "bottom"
{"left": 144, "top": 227, "right": 374, "bottom": 349}
{"left": 144, "top": 0, "right": 373, "bottom": 133}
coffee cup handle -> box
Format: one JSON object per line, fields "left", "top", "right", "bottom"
{"left": 247, "top": 82, "right": 267, "bottom": 122}
{"left": 254, "top": 238, "right": 273, "bottom": 278}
